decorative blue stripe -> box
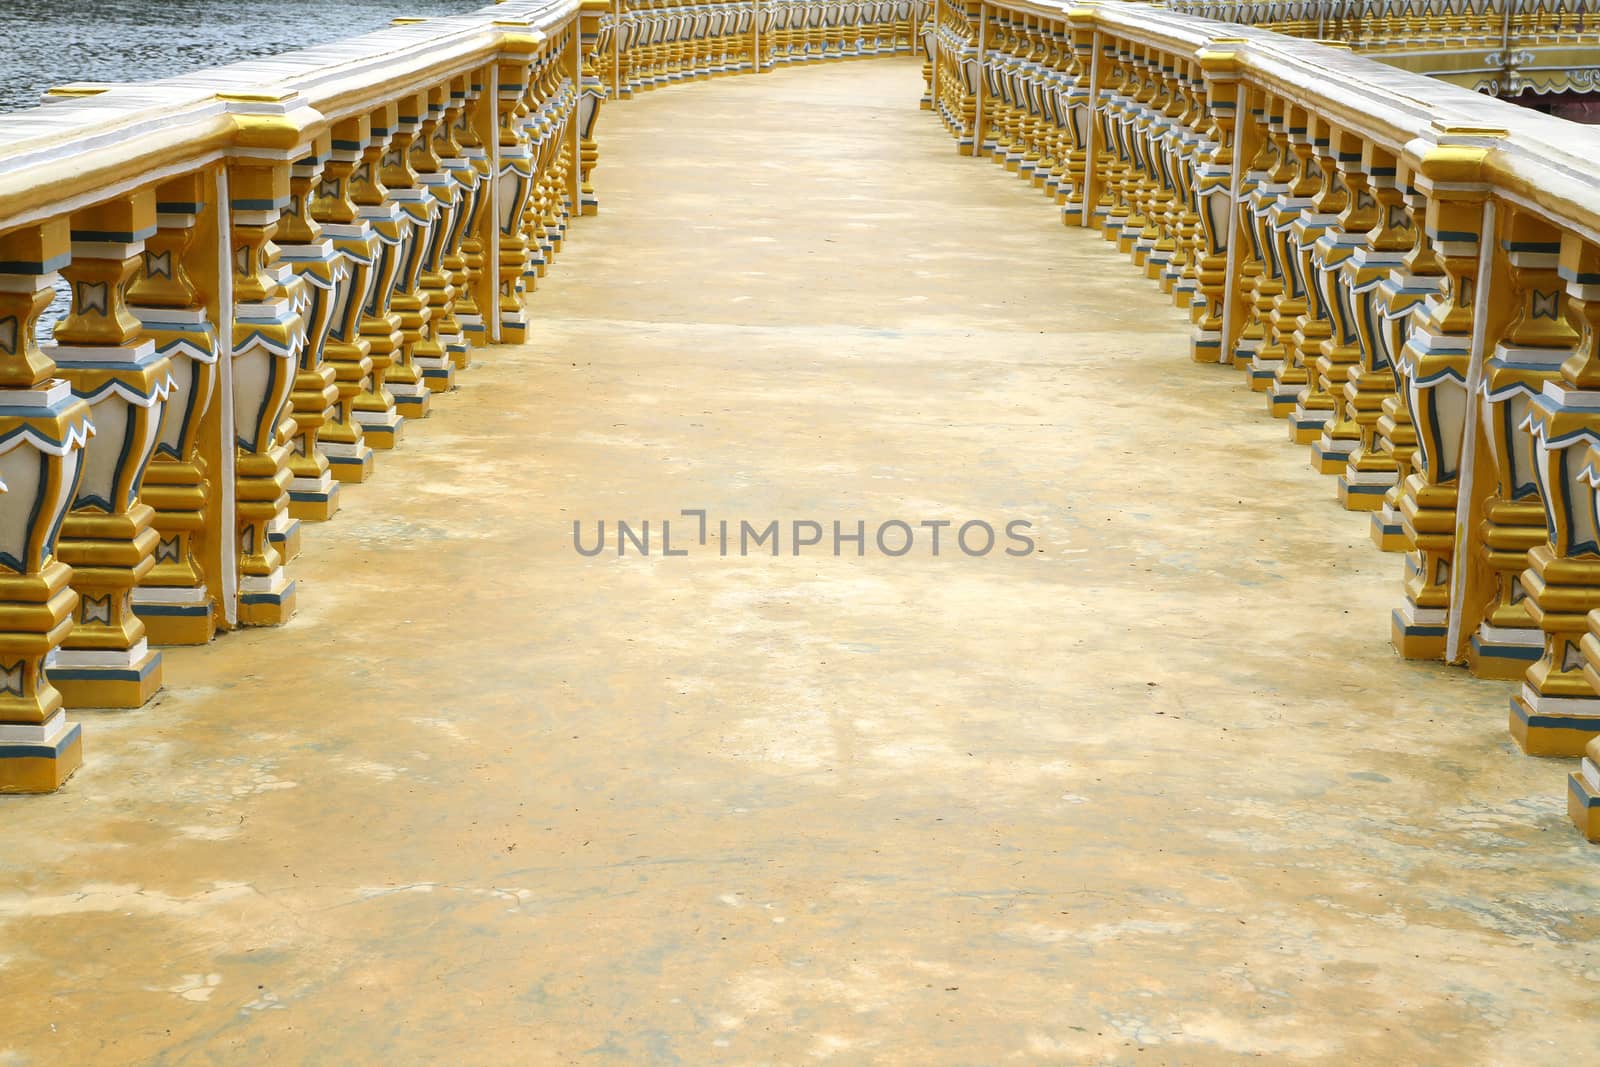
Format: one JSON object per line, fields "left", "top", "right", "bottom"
{"left": 134, "top": 603, "right": 210, "bottom": 617}
{"left": 0, "top": 253, "right": 72, "bottom": 274}
{"left": 0, "top": 723, "right": 80, "bottom": 760}
{"left": 1392, "top": 609, "right": 1445, "bottom": 638}
{"left": 1511, "top": 697, "right": 1600, "bottom": 732}
{"left": 72, "top": 226, "right": 157, "bottom": 243}
{"left": 240, "top": 581, "right": 296, "bottom": 606}
{"left": 50, "top": 658, "right": 158, "bottom": 683}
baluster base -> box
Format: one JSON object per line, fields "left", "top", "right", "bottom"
{"left": 1390, "top": 602, "right": 1447, "bottom": 660}
{"left": 0, "top": 713, "right": 83, "bottom": 794}
{"left": 1337, "top": 473, "right": 1394, "bottom": 512}
{"left": 1370, "top": 505, "right": 1409, "bottom": 551}
{"left": 1568, "top": 747, "right": 1600, "bottom": 840}
{"left": 238, "top": 571, "right": 297, "bottom": 627}
{"left": 1467, "top": 626, "right": 1543, "bottom": 681}
{"left": 49, "top": 642, "right": 162, "bottom": 710}
{"left": 288, "top": 477, "right": 341, "bottom": 522}
{"left": 133, "top": 588, "right": 216, "bottom": 646}
{"left": 1510, "top": 686, "right": 1600, "bottom": 757}
{"left": 1310, "top": 438, "right": 1355, "bottom": 475}
{"left": 324, "top": 439, "right": 377, "bottom": 483}
{"left": 353, "top": 409, "right": 405, "bottom": 451}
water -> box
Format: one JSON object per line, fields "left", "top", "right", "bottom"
{"left": 2, "top": 0, "right": 492, "bottom": 113}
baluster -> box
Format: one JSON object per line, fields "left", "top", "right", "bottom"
{"left": 383, "top": 92, "right": 438, "bottom": 422}
{"left": 1162, "top": 58, "right": 1203, "bottom": 303}
{"left": 413, "top": 85, "right": 460, "bottom": 396}
{"left": 497, "top": 51, "right": 539, "bottom": 344}
{"left": 1095, "top": 47, "right": 1134, "bottom": 242}
{"left": 978, "top": 12, "right": 1002, "bottom": 161}
{"left": 1332, "top": 137, "right": 1403, "bottom": 508}
{"left": 523, "top": 65, "right": 555, "bottom": 286}
{"left": 919, "top": 0, "right": 934, "bottom": 106}
{"left": 440, "top": 75, "right": 481, "bottom": 371}
{"left": 353, "top": 103, "right": 408, "bottom": 450}
{"left": 1144, "top": 54, "right": 1185, "bottom": 286}
{"left": 1117, "top": 51, "right": 1157, "bottom": 260}
{"left": 1265, "top": 107, "right": 1329, "bottom": 421}
{"left": 462, "top": 67, "right": 500, "bottom": 354}
{"left": 1468, "top": 208, "right": 1572, "bottom": 679}
{"left": 48, "top": 190, "right": 173, "bottom": 708}
{"left": 310, "top": 115, "right": 380, "bottom": 481}
{"left": 0, "top": 221, "right": 95, "bottom": 789}
{"left": 1369, "top": 169, "right": 1443, "bottom": 545}
{"left": 277, "top": 133, "right": 345, "bottom": 524}
{"left": 226, "top": 155, "right": 301, "bottom": 627}
{"left": 129, "top": 175, "right": 223, "bottom": 645}
{"left": 1296, "top": 122, "right": 1366, "bottom": 452}
{"left": 1039, "top": 23, "right": 1069, "bottom": 202}
{"left": 1520, "top": 233, "right": 1600, "bottom": 754}
{"left": 1243, "top": 94, "right": 1295, "bottom": 392}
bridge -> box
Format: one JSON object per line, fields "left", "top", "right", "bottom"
{"left": 1, "top": 0, "right": 1599, "bottom": 1059}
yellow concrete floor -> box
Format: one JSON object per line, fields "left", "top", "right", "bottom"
{"left": 2, "top": 59, "right": 1597, "bottom": 1065}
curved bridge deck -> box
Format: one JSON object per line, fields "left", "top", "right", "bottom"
{"left": 2, "top": 59, "right": 1596, "bottom": 1064}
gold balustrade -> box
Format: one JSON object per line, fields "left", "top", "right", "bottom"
{"left": 923, "top": 0, "right": 1600, "bottom": 841}
{"left": 599, "top": 0, "right": 923, "bottom": 97}
{"left": 0, "top": 0, "right": 608, "bottom": 790}
{"left": 0, "top": 0, "right": 936, "bottom": 795}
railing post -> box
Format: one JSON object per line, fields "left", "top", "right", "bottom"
{"left": 1224, "top": 84, "right": 1267, "bottom": 366}
{"left": 973, "top": 2, "right": 988, "bottom": 157}
{"left": 1060, "top": 13, "right": 1095, "bottom": 225}
{"left": 615, "top": 0, "right": 626, "bottom": 92}
{"left": 198, "top": 165, "right": 239, "bottom": 632}
{"left": 0, "top": 219, "right": 94, "bottom": 791}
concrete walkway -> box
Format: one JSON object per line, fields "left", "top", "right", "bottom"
{"left": 2, "top": 59, "right": 1597, "bottom": 1065}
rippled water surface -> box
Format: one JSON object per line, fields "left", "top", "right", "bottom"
{"left": 3, "top": 0, "right": 491, "bottom": 113}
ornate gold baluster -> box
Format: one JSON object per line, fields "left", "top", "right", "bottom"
{"left": 49, "top": 189, "right": 173, "bottom": 708}
{"left": 0, "top": 220, "right": 94, "bottom": 789}
{"left": 130, "top": 175, "right": 224, "bottom": 644}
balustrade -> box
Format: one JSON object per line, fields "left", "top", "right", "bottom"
{"left": 603, "top": 0, "right": 917, "bottom": 96}
{"left": 0, "top": 0, "right": 609, "bottom": 790}
{"left": 925, "top": 0, "right": 1600, "bottom": 840}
